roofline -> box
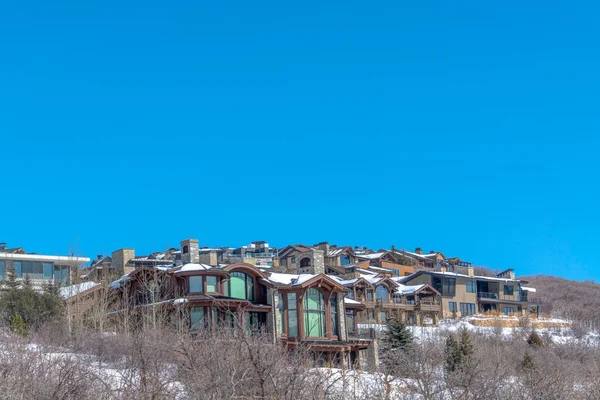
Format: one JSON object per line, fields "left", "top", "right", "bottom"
{"left": 0, "top": 253, "right": 90, "bottom": 264}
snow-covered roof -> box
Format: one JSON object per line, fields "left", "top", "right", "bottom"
{"left": 344, "top": 298, "right": 362, "bottom": 305}
{"left": 265, "top": 272, "right": 317, "bottom": 286}
{"left": 60, "top": 282, "right": 101, "bottom": 299}
{"left": 521, "top": 286, "right": 536, "bottom": 292}
{"left": 110, "top": 273, "right": 134, "bottom": 289}
{"left": 356, "top": 252, "right": 385, "bottom": 260}
{"left": 174, "top": 263, "right": 213, "bottom": 273}
{"left": 395, "top": 284, "right": 425, "bottom": 295}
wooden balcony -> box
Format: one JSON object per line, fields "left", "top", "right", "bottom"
{"left": 376, "top": 298, "right": 416, "bottom": 310}
{"left": 418, "top": 299, "right": 441, "bottom": 312}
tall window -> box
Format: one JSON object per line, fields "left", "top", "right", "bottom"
{"left": 443, "top": 278, "right": 456, "bottom": 296}
{"left": 191, "top": 306, "right": 205, "bottom": 331}
{"left": 503, "top": 307, "right": 514, "bottom": 315}
{"left": 375, "top": 286, "right": 389, "bottom": 300}
{"left": 189, "top": 276, "right": 203, "bottom": 293}
{"left": 460, "top": 303, "right": 475, "bottom": 316}
{"left": 287, "top": 293, "right": 298, "bottom": 336}
{"left": 449, "top": 301, "right": 458, "bottom": 314}
{"left": 504, "top": 285, "right": 514, "bottom": 296}
{"left": 230, "top": 272, "right": 254, "bottom": 301}
{"left": 346, "top": 311, "right": 355, "bottom": 336}
{"left": 0, "top": 261, "right": 5, "bottom": 280}
{"left": 206, "top": 276, "right": 217, "bottom": 292}
{"left": 330, "top": 295, "right": 338, "bottom": 336}
{"left": 53, "top": 265, "right": 69, "bottom": 285}
{"left": 277, "top": 293, "right": 284, "bottom": 334}
{"left": 43, "top": 263, "right": 53, "bottom": 280}
{"left": 304, "top": 288, "right": 325, "bottom": 337}
{"left": 466, "top": 281, "right": 477, "bottom": 293}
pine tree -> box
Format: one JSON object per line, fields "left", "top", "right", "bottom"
{"left": 458, "top": 327, "right": 474, "bottom": 358}
{"left": 11, "top": 313, "right": 27, "bottom": 336}
{"left": 445, "top": 328, "right": 474, "bottom": 374}
{"left": 444, "top": 334, "right": 461, "bottom": 373}
{"left": 2, "top": 265, "right": 20, "bottom": 291}
{"left": 384, "top": 317, "right": 413, "bottom": 351}
{"left": 521, "top": 351, "right": 535, "bottom": 372}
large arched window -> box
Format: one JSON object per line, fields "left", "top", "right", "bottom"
{"left": 376, "top": 285, "right": 389, "bottom": 300}
{"left": 229, "top": 271, "right": 254, "bottom": 301}
{"left": 304, "top": 288, "right": 325, "bottom": 337}
{"left": 300, "top": 258, "right": 312, "bottom": 268}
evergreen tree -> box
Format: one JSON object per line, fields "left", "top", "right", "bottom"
{"left": 521, "top": 351, "right": 535, "bottom": 372}
{"left": 11, "top": 313, "right": 27, "bottom": 336}
{"left": 458, "top": 327, "right": 474, "bottom": 358}
{"left": 2, "top": 265, "right": 20, "bottom": 291}
{"left": 445, "top": 328, "right": 474, "bottom": 374}
{"left": 384, "top": 317, "right": 413, "bottom": 351}
{"left": 444, "top": 334, "right": 461, "bottom": 373}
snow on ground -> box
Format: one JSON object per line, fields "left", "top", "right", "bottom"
{"left": 358, "top": 318, "right": 600, "bottom": 345}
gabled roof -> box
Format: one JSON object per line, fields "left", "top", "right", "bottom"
{"left": 400, "top": 269, "right": 521, "bottom": 284}
{"left": 278, "top": 244, "right": 315, "bottom": 258}
{"left": 327, "top": 246, "right": 355, "bottom": 258}
{"left": 263, "top": 272, "right": 347, "bottom": 291}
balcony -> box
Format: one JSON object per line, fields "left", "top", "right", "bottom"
{"left": 477, "top": 292, "right": 541, "bottom": 304}
{"left": 417, "top": 298, "right": 441, "bottom": 312}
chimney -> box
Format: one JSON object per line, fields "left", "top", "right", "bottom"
{"left": 430, "top": 250, "right": 436, "bottom": 254}
{"left": 97, "top": 254, "right": 103, "bottom": 260}
{"left": 180, "top": 239, "right": 200, "bottom": 264}
{"left": 316, "top": 242, "right": 330, "bottom": 256}
{"left": 415, "top": 247, "right": 423, "bottom": 255}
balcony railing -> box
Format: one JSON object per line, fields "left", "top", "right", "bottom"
{"left": 477, "top": 292, "right": 541, "bottom": 303}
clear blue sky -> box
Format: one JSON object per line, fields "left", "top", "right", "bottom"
{"left": 1, "top": 1, "right": 599, "bottom": 281}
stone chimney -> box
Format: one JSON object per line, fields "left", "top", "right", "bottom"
{"left": 316, "top": 242, "right": 330, "bottom": 256}
{"left": 111, "top": 248, "right": 135, "bottom": 275}
{"left": 415, "top": 247, "right": 423, "bottom": 255}
{"left": 180, "top": 239, "right": 200, "bottom": 264}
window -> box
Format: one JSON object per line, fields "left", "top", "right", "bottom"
{"left": 300, "top": 258, "right": 311, "bottom": 268}
{"left": 346, "top": 291, "right": 354, "bottom": 299}
{"left": 346, "top": 311, "right": 356, "bottom": 336}
{"left": 304, "top": 288, "right": 325, "bottom": 337}
{"left": 53, "top": 265, "right": 69, "bottom": 285}
{"left": 43, "top": 263, "right": 53, "bottom": 280}
{"left": 466, "top": 281, "right": 477, "bottom": 293}
{"left": 189, "top": 276, "right": 203, "bottom": 293}
{"left": 245, "top": 312, "right": 260, "bottom": 334}
{"left": 206, "top": 276, "right": 217, "bottom": 292}
{"left": 230, "top": 271, "right": 254, "bottom": 301}
{"left": 291, "top": 256, "right": 296, "bottom": 264}
{"left": 21, "top": 261, "right": 44, "bottom": 280}
{"left": 287, "top": 293, "right": 298, "bottom": 336}
{"left": 460, "top": 303, "right": 476, "bottom": 316}
{"left": 183, "top": 245, "right": 189, "bottom": 254}
{"left": 330, "top": 295, "right": 338, "bottom": 336}
{"left": 375, "top": 286, "right": 389, "bottom": 300}
{"left": 503, "top": 307, "right": 514, "bottom": 315}
{"left": 191, "top": 306, "right": 205, "bottom": 331}
{"left": 340, "top": 254, "right": 351, "bottom": 266}
{"left": 380, "top": 311, "right": 387, "bottom": 323}
{"left": 277, "top": 293, "right": 284, "bottom": 334}
{"left": 504, "top": 285, "right": 514, "bottom": 296}
{"left": 443, "top": 278, "right": 456, "bottom": 297}
{"left": 448, "top": 301, "right": 458, "bottom": 313}
{"left": 0, "top": 261, "right": 5, "bottom": 280}
{"left": 366, "top": 290, "right": 374, "bottom": 301}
